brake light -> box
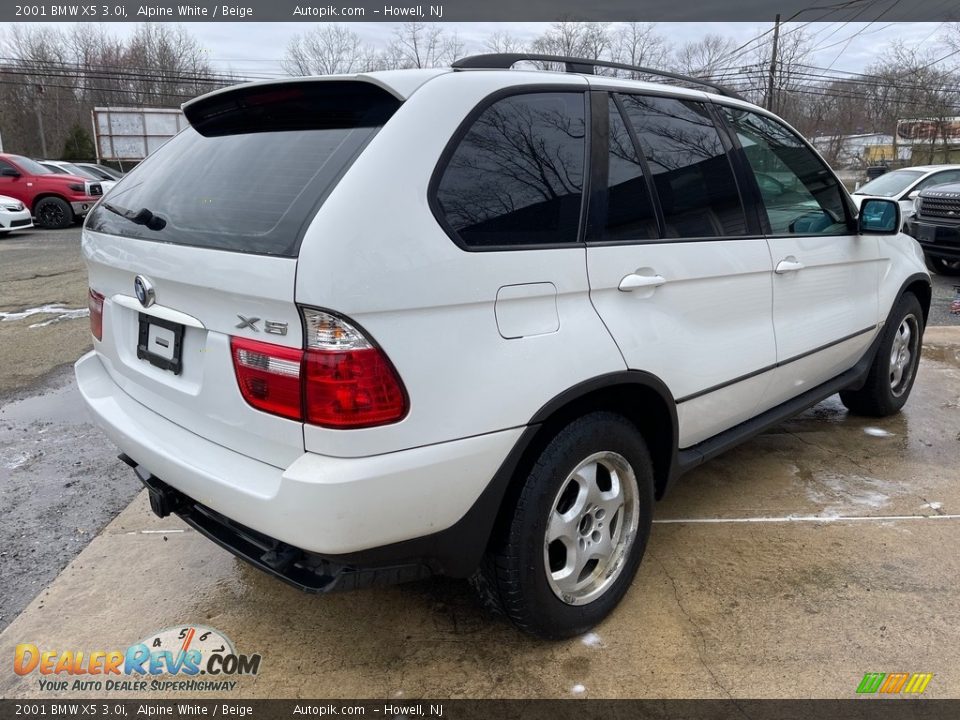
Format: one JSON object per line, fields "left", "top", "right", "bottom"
{"left": 231, "top": 338, "right": 303, "bottom": 421}
{"left": 88, "top": 288, "right": 104, "bottom": 341}
{"left": 229, "top": 309, "right": 407, "bottom": 428}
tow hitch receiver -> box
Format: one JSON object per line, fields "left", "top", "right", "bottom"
{"left": 126, "top": 459, "right": 187, "bottom": 518}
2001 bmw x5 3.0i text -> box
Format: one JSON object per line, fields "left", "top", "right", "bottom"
{"left": 75, "top": 54, "right": 931, "bottom": 639}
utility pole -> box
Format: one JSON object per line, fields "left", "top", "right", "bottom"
{"left": 766, "top": 13, "right": 781, "bottom": 112}
{"left": 35, "top": 84, "right": 48, "bottom": 157}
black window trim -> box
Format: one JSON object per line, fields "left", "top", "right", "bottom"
{"left": 427, "top": 83, "right": 592, "bottom": 253}
{"left": 711, "top": 98, "right": 858, "bottom": 238}
{"left": 585, "top": 90, "right": 762, "bottom": 247}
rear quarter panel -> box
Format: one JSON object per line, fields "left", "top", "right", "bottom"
{"left": 296, "top": 71, "right": 628, "bottom": 458}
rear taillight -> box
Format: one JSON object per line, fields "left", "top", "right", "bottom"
{"left": 302, "top": 309, "right": 408, "bottom": 428}
{"left": 229, "top": 309, "right": 407, "bottom": 429}
{"left": 88, "top": 288, "right": 104, "bottom": 341}
{"left": 231, "top": 338, "right": 303, "bottom": 421}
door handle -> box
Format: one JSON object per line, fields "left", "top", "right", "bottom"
{"left": 618, "top": 273, "right": 666, "bottom": 292}
{"left": 775, "top": 257, "right": 805, "bottom": 274}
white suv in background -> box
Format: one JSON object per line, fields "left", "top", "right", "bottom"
{"left": 75, "top": 54, "right": 931, "bottom": 639}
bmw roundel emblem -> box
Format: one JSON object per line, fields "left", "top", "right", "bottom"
{"left": 134, "top": 275, "right": 155, "bottom": 308}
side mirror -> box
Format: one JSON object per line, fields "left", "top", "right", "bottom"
{"left": 0, "top": 168, "right": 20, "bottom": 177}
{"left": 907, "top": 190, "right": 919, "bottom": 200}
{"left": 859, "top": 198, "right": 900, "bottom": 234}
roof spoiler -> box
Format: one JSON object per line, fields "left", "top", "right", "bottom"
{"left": 182, "top": 79, "right": 402, "bottom": 137}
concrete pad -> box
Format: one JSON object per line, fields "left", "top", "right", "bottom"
{"left": 2, "top": 345, "right": 959, "bottom": 700}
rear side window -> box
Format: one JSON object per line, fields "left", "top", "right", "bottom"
{"left": 601, "top": 97, "right": 658, "bottom": 241}
{"left": 86, "top": 81, "right": 400, "bottom": 257}
{"left": 433, "top": 92, "right": 586, "bottom": 249}
{"left": 618, "top": 94, "right": 748, "bottom": 239}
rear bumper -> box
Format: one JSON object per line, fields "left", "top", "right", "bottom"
{"left": 75, "top": 350, "right": 522, "bottom": 577}
{"left": 906, "top": 219, "right": 960, "bottom": 260}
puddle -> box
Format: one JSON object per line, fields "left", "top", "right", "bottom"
{"left": 0, "top": 380, "right": 91, "bottom": 425}
{"left": 863, "top": 427, "right": 895, "bottom": 437}
{"left": 922, "top": 343, "right": 960, "bottom": 369}
{"left": 802, "top": 472, "right": 903, "bottom": 514}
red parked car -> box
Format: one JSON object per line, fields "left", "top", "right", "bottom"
{"left": 0, "top": 153, "right": 102, "bottom": 229}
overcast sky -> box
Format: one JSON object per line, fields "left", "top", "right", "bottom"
{"left": 21, "top": 21, "right": 954, "bottom": 76}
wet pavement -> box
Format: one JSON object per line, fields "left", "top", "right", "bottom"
{"left": 0, "top": 331, "right": 958, "bottom": 699}
{"left": 2, "top": 227, "right": 960, "bottom": 699}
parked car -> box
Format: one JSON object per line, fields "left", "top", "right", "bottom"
{"left": 0, "top": 193, "right": 33, "bottom": 235}
{"left": 74, "top": 55, "right": 931, "bottom": 639}
{"left": 37, "top": 160, "right": 117, "bottom": 195}
{"left": 904, "top": 182, "right": 960, "bottom": 276}
{"left": 851, "top": 164, "right": 960, "bottom": 227}
{"left": 0, "top": 153, "right": 102, "bottom": 229}
{"left": 75, "top": 162, "right": 124, "bottom": 182}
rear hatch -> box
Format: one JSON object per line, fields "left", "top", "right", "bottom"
{"left": 83, "top": 79, "right": 402, "bottom": 468}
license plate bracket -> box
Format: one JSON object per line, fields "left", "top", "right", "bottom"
{"left": 137, "top": 313, "right": 184, "bottom": 375}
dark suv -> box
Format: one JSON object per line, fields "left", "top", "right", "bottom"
{"left": 906, "top": 183, "right": 960, "bottom": 275}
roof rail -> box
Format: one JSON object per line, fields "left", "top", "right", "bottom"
{"left": 451, "top": 53, "right": 745, "bottom": 101}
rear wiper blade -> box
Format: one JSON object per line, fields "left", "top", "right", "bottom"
{"left": 102, "top": 202, "right": 166, "bottom": 231}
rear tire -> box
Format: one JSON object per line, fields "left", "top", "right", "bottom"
{"left": 924, "top": 254, "right": 960, "bottom": 276}
{"left": 473, "top": 412, "right": 654, "bottom": 639}
{"left": 839, "top": 293, "right": 924, "bottom": 417}
{"left": 34, "top": 197, "right": 73, "bottom": 230}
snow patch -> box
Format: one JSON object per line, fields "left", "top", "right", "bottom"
{"left": 571, "top": 684, "right": 586, "bottom": 695}
{"left": 580, "top": 632, "right": 604, "bottom": 648}
{"left": 863, "top": 427, "right": 895, "bottom": 437}
{"left": 0, "top": 304, "right": 89, "bottom": 328}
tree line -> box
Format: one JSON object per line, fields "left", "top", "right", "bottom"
{"left": 1, "top": 21, "right": 958, "bottom": 166}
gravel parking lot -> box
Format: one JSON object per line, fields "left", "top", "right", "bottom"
{"left": 1, "top": 226, "right": 959, "bottom": 699}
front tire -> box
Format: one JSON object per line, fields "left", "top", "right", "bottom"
{"left": 839, "top": 293, "right": 924, "bottom": 417}
{"left": 474, "top": 412, "right": 654, "bottom": 639}
{"left": 924, "top": 254, "right": 960, "bottom": 276}
{"left": 34, "top": 197, "right": 74, "bottom": 230}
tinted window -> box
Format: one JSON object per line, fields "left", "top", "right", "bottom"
{"left": 601, "top": 98, "right": 658, "bottom": 241}
{"left": 618, "top": 95, "right": 747, "bottom": 239}
{"left": 724, "top": 108, "right": 850, "bottom": 235}
{"left": 435, "top": 92, "right": 586, "bottom": 248}
{"left": 86, "top": 125, "right": 381, "bottom": 256}
{"left": 916, "top": 170, "right": 960, "bottom": 191}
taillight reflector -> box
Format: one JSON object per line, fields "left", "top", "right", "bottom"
{"left": 89, "top": 288, "right": 104, "bottom": 341}
{"left": 231, "top": 338, "right": 303, "bottom": 421}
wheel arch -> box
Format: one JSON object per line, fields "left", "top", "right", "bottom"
{"left": 471, "top": 371, "right": 678, "bottom": 571}
{"left": 900, "top": 273, "right": 932, "bottom": 325}
{"left": 525, "top": 371, "right": 679, "bottom": 500}
{"left": 31, "top": 193, "right": 71, "bottom": 214}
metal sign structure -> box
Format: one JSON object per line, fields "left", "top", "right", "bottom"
{"left": 896, "top": 117, "right": 960, "bottom": 145}
{"left": 92, "top": 107, "right": 186, "bottom": 163}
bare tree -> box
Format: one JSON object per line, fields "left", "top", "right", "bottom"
{"left": 282, "top": 25, "right": 367, "bottom": 76}
{"left": 673, "top": 34, "right": 737, "bottom": 77}
{"left": 382, "top": 22, "right": 463, "bottom": 69}
{"left": 610, "top": 22, "right": 668, "bottom": 72}
{"left": 484, "top": 30, "right": 527, "bottom": 55}
{"left": 531, "top": 21, "right": 610, "bottom": 60}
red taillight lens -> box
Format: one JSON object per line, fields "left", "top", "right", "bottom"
{"left": 88, "top": 288, "right": 104, "bottom": 341}
{"left": 229, "top": 310, "right": 408, "bottom": 428}
{"left": 231, "top": 337, "right": 303, "bottom": 421}
{"left": 303, "top": 347, "right": 407, "bottom": 428}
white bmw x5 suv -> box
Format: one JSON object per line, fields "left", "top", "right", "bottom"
{"left": 75, "top": 54, "right": 931, "bottom": 639}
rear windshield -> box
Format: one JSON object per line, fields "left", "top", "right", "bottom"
{"left": 86, "top": 81, "right": 399, "bottom": 257}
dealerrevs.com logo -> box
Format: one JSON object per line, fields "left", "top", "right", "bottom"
{"left": 14, "top": 626, "right": 262, "bottom": 693}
